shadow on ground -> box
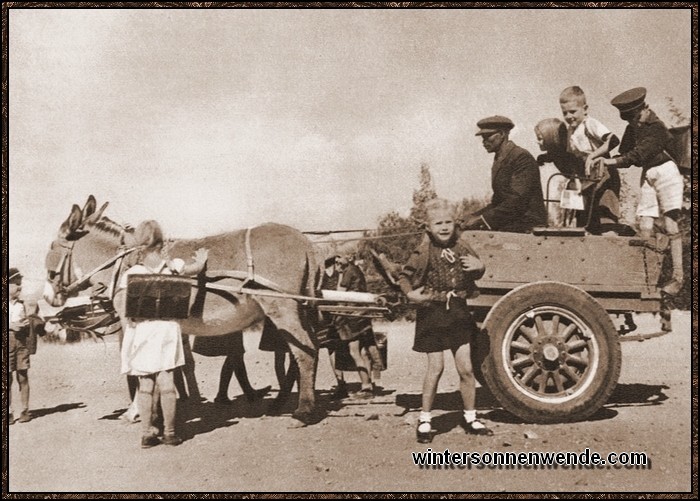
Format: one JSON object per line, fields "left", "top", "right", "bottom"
{"left": 31, "top": 402, "right": 87, "bottom": 419}
{"left": 394, "top": 382, "right": 669, "bottom": 426}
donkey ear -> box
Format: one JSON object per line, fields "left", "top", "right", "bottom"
{"left": 82, "top": 195, "right": 97, "bottom": 219}
{"left": 84, "top": 202, "right": 109, "bottom": 225}
{"left": 58, "top": 204, "right": 83, "bottom": 239}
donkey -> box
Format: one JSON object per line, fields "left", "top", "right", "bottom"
{"left": 43, "top": 195, "right": 322, "bottom": 423}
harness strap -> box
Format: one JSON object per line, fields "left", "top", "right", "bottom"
{"left": 206, "top": 269, "right": 288, "bottom": 294}
{"left": 63, "top": 247, "right": 138, "bottom": 296}
{"left": 245, "top": 227, "right": 255, "bottom": 283}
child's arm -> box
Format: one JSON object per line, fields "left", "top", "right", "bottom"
{"left": 397, "top": 251, "right": 433, "bottom": 305}
{"left": 585, "top": 133, "right": 620, "bottom": 175}
{"left": 9, "top": 317, "right": 29, "bottom": 332}
{"left": 460, "top": 255, "right": 485, "bottom": 279}
{"left": 175, "top": 248, "right": 209, "bottom": 276}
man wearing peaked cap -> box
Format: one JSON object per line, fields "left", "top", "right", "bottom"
{"left": 9, "top": 267, "right": 23, "bottom": 284}
{"left": 463, "top": 115, "right": 547, "bottom": 233}
{"left": 601, "top": 87, "right": 686, "bottom": 295}
{"left": 610, "top": 87, "right": 647, "bottom": 117}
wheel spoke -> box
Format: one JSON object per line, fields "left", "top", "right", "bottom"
{"left": 535, "top": 315, "right": 547, "bottom": 337}
{"left": 553, "top": 371, "right": 566, "bottom": 393}
{"left": 551, "top": 314, "right": 560, "bottom": 336}
{"left": 536, "top": 372, "right": 549, "bottom": 394}
{"left": 566, "top": 339, "right": 588, "bottom": 353}
{"left": 518, "top": 325, "right": 537, "bottom": 343}
{"left": 559, "top": 323, "right": 578, "bottom": 342}
{"left": 521, "top": 365, "right": 540, "bottom": 386}
{"left": 511, "top": 356, "right": 534, "bottom": 370}
{"left": 561, "top": 364, "right": 580, "bottom": 383}
{"left": 510, "top": 340, "right": 531, "bottom": 353}
{"left": 567, "top": 355, "right": 588, "bottom": 369}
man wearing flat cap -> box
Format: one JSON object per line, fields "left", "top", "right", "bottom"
{"left": 463, "top": 115, "right": 547, "bottom": 233}
{"left": 600, "top": 87, "right": 686, "bottom": 295}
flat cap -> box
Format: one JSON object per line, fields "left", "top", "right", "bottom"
{"left": 611, "top": 87, "right": 647, "bottom": 113}
{"left": 9, "top": 267, "right": 22, "bottom": 284}
{"left": 475, "top": 115, "right": 514, "bottom": 136}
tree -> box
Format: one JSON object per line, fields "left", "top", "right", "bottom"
{"left": 409, "top": 163, "right": 438, "bottom": 225}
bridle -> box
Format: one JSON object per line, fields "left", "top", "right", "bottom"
{"left": 45, "top": 237, "right": 139, "bottom": 303}
{"left": 44, "top": 235, "right": 140, "bottom": 339}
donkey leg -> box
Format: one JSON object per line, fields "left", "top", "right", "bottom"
{"left": 267, "top": 301, "right": 319, "bottom": 424}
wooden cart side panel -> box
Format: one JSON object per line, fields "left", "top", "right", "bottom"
{"left": 466, "top": 231, "right": 663, "bottom": 297}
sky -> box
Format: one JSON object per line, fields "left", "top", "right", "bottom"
{"left": 6, "top": 7, "right": 693, "bottom": 293}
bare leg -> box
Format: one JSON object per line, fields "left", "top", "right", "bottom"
{"left": 216, "top": 355, "right": 236, "bottom": 401}
{"left": 348, "top": 339, "right": 372, "bottom": 389}
{"left": 453, "top": 345, "right": 476, "bottom": 411}
{"left": 454, "top": 343, "right": 492, "bottom": 435}
{"left": 421, "top": 352, "right": 444, "bottom": 413}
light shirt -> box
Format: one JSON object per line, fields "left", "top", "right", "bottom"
{"left": 569, "top": 117, "right": 611, "bottom": 159}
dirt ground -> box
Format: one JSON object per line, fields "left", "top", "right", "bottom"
{"left": 6, "top": 311, "right": 693, "bottom": 494}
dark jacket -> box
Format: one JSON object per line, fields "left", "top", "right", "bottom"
{"left": 615, "top": 109, "right": 674, "bottom": 172}
{"left": 480, "top": 141, "right": 547, "bottom": 233}
{"left": 398, "top": 232, "right": 484, "bottom": 300}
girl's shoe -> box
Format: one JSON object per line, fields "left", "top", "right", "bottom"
{"left": 330, "top": 382, "right": 349, "bottom": 400}
{"left": 462, "top": 418, "right": 494, "bottom": 436}
{"left": 141, "top": 434, "right": 160, "bottom": 449}
{"left": 352, "top": 387, "right": 374, "bottom": 400}
{"left": 416, "top": 421, "right": 433, "bottom": 444}
{"left": 162, "top": 434, "right": 183, "bottom": 446}
{"left": 18, "top": 411, "right": 31, "bottom": 423}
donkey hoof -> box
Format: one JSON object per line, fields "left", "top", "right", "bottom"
{"left": 292, "top": 409, "right": 323, "bottom": 425}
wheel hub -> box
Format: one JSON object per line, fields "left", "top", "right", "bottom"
{"left": 532, "top": 336, "right": 566, "bottom": 369}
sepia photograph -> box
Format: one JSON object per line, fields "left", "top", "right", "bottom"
{"left": 3, "top": 3, "right": 695, "bottom": 495}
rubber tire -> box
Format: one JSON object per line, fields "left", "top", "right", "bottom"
{"left": 482, "top": 281, "right": 621, "bottom": 424}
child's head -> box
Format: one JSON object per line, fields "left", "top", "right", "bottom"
{"left": 9, "top": 267, "right": 23, "bottom": 300}
{"left": 535, "top": 118, "right": 568, "bottom": 153}
{"left": 134, "top": 220, "right": 164, "bottom": 251}
{"left": 425, "top": 198, "right": 458, "bottom": 244}
{"left": 559, "top": 86, "right": 588, "bottom": 128}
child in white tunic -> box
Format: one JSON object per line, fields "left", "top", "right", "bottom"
{"left": 116, "top": 220, "right": 207, "bottom": 448}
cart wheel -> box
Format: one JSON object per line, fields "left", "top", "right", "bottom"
{"left": 482, "top": 281, "right": 620, "bottom": 423}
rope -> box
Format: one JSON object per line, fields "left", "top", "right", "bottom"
{"left": 309, "top": 230, "right": 422, "bottom": 245}
{"left": 302, "top": 228, "right": 377, "bottom": 235}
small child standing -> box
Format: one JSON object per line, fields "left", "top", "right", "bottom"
{"left": 398, "top": 199, "right": 493, "bottom": 443}
{"left": 8, "top": 268, "right": 32, "bottom": 425}
{"left": 559, "top": 86, "right": 621, "bottom": 234}
{"left": 535, "top": 117, "right": 585, "bottom": 227}
{"left": 115, "top": 220, "right": 208, "bottom": 448}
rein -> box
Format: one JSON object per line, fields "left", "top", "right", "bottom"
{"left": 62, "top": 247, "right": 139, "bottom": 297}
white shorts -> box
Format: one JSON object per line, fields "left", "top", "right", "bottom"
{"left": 636, "top": 161, "right": 684, "bottom": 218}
